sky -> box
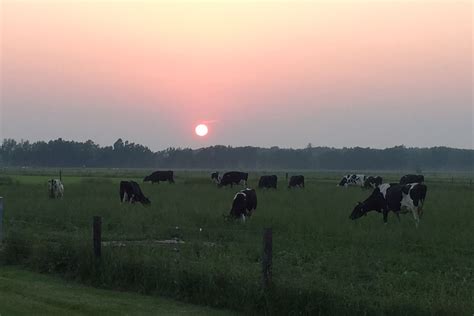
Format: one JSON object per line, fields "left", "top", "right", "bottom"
{"left": 1, "top": 0, "right": 472, "bottom": 150}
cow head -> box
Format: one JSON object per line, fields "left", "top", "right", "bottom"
{"left": 349, "top": 202, "right": 368, "bottom": 220}
{"left": 338, "top": 177, "right": 348, "bottom": 186}
{"left": 142, "top": 197, "right": 151, "bottom": 205}
{"left": 143, "top": 176, "right": 150, "bottom": 182}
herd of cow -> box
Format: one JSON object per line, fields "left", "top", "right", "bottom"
{"left": 47, "top": 171, "right": 427, "bottom": 227}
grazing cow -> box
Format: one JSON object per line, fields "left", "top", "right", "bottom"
{"left": 349, "top": 183, "right": 427, "bottom": 227}
{"left": 219, "top": 171, "right": 248, "bottom": 187}
{"left": 288, "top": 175, "right": 305, "bottom": 188}
{"left": 144, "top": 170, "right": 175, "bottom": 184}
{"left": 120, "top": 181, "right": 151, "bottom": 205}
{"left": 229, "top": 188, "right": 257, "bottom": 222}
{"left": 363, "top": 176, "right": 383, "bottom": 189}
{"left": 48, "top": 179, "right": 64, "bottom": 199}
{"left": 211, "top": 172, "right": 220, "bottom": 183}
{"left": 400, "top": 174, "right": 424, "bottom": 185}
{"left": 338, "top": 174, "right": 366, "bottom": 187}
{"left": 258, "top": 175, "right": 278, "bottom": 189}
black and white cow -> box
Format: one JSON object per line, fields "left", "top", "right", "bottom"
{"left": 120, "top": 181, "right": 151, "bottom": 205}
{"left": 338, "top": 174, "right": 366, "bottom": 187}
{"left": 399, "top": 174, "right": 424, "bottom": 185}
{"left": 144, "top": 171, "right": 175, "bottom": 184}
{"left": 288, "top": 175, "right": 305, "bottom": 188}
{"left": 229, "top": 188, "right": 257, "bottom": 222}
{"left": 48, "top": 179, "right": 64, "bottom": 199}
{"left": 219, "top": 171, "right": 248, "bottom": 187}
{"left": 211, "top": 172, "right": 220, "bottom": 183}
{"left": 258, "top": 175, "right": 277, "bottom": 189}
{"left": 349, "top": 183, "right": 427, "bottom": 227}
{"left": 363, "top": 176, "right": 383, "bottom": 189}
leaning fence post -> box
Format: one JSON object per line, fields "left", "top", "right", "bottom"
{"left": 262, "top": 228, "right": 272, "bottom": 289}
{"left": 0, "top": 197, "right": 3, "bottom": 243}
{"left": 93, "top": 216, "right": 102, "bottom": 258}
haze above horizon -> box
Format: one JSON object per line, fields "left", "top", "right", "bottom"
{"left": 1, "top": 1, "right": 472, "bottom": 150}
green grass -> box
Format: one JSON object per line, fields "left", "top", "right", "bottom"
{"left": 0, "top": 266, "right": 235, "bottom": 315}
{"left": 0, "top": 170, "right": 473, "bottom": 314}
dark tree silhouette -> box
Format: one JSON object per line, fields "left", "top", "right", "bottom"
{"left": 0, "top": 138, "right": 472, "bottom": 171}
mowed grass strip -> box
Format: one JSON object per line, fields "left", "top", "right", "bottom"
{"left": 0, "top": 266, "right": 236, "bottom": 315}
{"left": 1, "top": 171, "right": 473, "bottom": 314}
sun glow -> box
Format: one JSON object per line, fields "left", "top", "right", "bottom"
{"left": 195, "top": 124, "right": 209, "bottom": 137}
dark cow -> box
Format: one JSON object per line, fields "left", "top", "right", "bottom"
{"left": 363, "top": 176, "right": 383, "bottom": 189}
{"left": 258, "top": 175, "right": 277, "bottom": 189}
{"left": 400, "top": 174, "right": 424, "bottom": 185}
{"left": 144, "top": 170, "right": 175, "bottom": 184}
{"left": 211, "top": 172, "right": 220, "bottom": 183}
{"left": 229, "top": 188, "right": 257, "bottom": 221}
{"left": 120, "top": 181, "right": 151, "bottom": 205}
{"left": 219, "top": 171, "right": 248, "bottom": 187}
{"left": 338, "top": 174, "right": 366, "bottom": 187}
{"left": 349, "top": 183, "right": 427, "bottom": 227}
{"left": 288, "top": 175, "right": 305, "bottom": 188}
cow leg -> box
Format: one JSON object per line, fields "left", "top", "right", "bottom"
{"left": 383, "top": 209, "right": 389, "bottom": 224}
{"left": 122, "top": 192, "right": 128, "bottom": 203}
{"left": 396, "top": 212, "right": 401, "bottom": 222}
{"left": 410, "top": 207, "right": 420, "bottom": 228}
{"left": 241, "top": 214, "right": 246, "bottom": 223}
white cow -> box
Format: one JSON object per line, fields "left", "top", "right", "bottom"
{"left": 338, "top": 174, "right": 366, "bottom": 187}
{"left": 48, "top": 179, "right": 64, "bottom": 199}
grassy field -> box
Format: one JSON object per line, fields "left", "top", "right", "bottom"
{"left": 0, "top": 266, "right": 235, "bottom": 315}
{"left": 0, "top": 170, "right": 473, "bottom": 315}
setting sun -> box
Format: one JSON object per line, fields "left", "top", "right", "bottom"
{"left": 195, "top": 124, "right": 208, "bottom": 137}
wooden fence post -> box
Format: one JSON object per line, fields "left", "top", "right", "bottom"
{"left": 262, "top": 228, "right": 272, "bottom": 289}
{"left": 0, "top": 197, "right": 3, "bottom": 243}
{"left": 93, "top": 216, "right": 102, "bottom": 258}
{"left": 59, "top": 170, "right": 62, "bottom": 181}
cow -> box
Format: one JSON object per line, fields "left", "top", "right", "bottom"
{"left": 338, "top": 174, "right": 366, "bottom": 187}
{"left": 349, "top": 183, "right": 427, "bottom": 227}
{"left": 288, "top": 175, "right": 305, "bottom": 188}
{"left": 211, "top": 172, "right": 220, "bottom": 183}
{"left": 229, "top": 188, "right": 257, "bottom": 222}
{"left": 218, "top": 171, "right": 248, "bottom": 187}
{"left": 144, "top": 170, "right": 175, "bottom": 184}
{"left": 48, "top": 179, "right": 64, "bottom": 199}
{"left": 400, "top": 174, "right": 424, "bottom": 185}
{"left": 258, "top": 175, "right": 278, "bottom": 189}
{"left": 120, "top": 181, "right": 151, "bottom": 205}
{"left": 363, "top": 176, "right": 383, "bottom": 189}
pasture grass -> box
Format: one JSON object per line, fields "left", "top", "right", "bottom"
{"left": 0, "top": 266, "right": 236, "bottom": 315}
{"left": 0, "top": 170, "right": 473, "bottom": 315}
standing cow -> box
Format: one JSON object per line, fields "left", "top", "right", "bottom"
{"left": 288, "top": 175, "right": 305, "bottom": 188}
{"left": 399, "top": 174, "right": 424, "bottom": 185}
{"left": 258, "top": 175, "right": 278, "bottom": 189}
{"left": 363, "top": 176, "right": 383, "bottom": 189}
{"left": 338, "top": 174, "right": 366, "bottom": 187}
{"left": 349, "top": 183, "right": 427, "bottom": 227}
{"left": 144, "top": 171, "right": 175, "bottom": 184}
{"left": 219, "top": 171, "right": 248, "bottom": 188}
{"left": 48, "top": 179, "right": 64, "bottom": 199}
{"left": 229, "top": 188, "right": 257, "bottom": 222}
{"left": 120, "top": 181, "right": 151, "bottom": 205}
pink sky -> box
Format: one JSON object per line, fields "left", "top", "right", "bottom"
{"left": 1, "top": 1, "right": 472, "bottom": 149}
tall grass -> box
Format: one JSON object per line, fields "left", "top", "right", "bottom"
{"left": 0, "top": 173, "right": 473, "bottom": 314}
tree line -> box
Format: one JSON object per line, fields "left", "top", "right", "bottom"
{"left": 0, "top": 138, "right": 472, "bottom": 171}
